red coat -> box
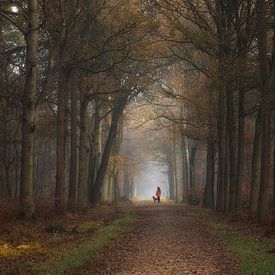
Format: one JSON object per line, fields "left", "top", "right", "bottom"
{"left": 156, "top": 188, "right": 161, "bottom": 197}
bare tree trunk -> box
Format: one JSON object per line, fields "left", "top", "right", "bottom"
{"left": 91, "top": 97, "right": 125, "bottom": 205}
{"left": 258, "top": 111, "right": 273, "bottom": 223}
{"left": 103, "top": 124, "right": 122, "bottom": 203}
{"left": 182, "top": 134, "right": 191, "bottom": 192}
{"left": 168, "top": 154, "right": 175, "bottom": 200}
{"left": 78, "top": 98, "right": 90, "bottom": 210}
{"left": 202, "top": 141, "right": 215, "bottom": 208}
{"left": 112, "top": 159, "right": 118, "bottom": 203}
{"left": 216, "top": 71, "right": 226, "bottom": 212}
{"left": 256, "top": 0, "right": 274, "bottom": 224}
{"left": 55, "top": 66, "right": 70, "bottom": 214}
{"left": 224, "top": 126, "right": 230, "bottom": 214}
{"left": 227, "top": 83, "right": 238, "bottom": 213}
{"left": 68, "top": 71, "right": 78, "bottom": 210}
{"left": 190, "top": 141, "right": 198, "bottom": 190}
{"left": 235, "top": 87, "right": 245, "bottom": 210}
{"left": 173, "top": 126, "right": 179, "bottom": 202}
{"left": 19, "top": 0, "right": 38, "bottom": 218}
{"left": 113, "top": 161, "right": 119, "bottom": 208}
{"left": 124, "top": 168, "right": 130, "bottom": 199}
{"left": 88, "top": 100, "right": 101, "bottom": 203}
{"left": 55, "top": 17, "right": 70, "bottom": 214}
{"left": 249, "top": 108, "right": 262, "bottom": 219}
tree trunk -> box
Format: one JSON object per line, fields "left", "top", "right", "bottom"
{"left": 189, "top": 141, "right": 198, "bottom": 190}
{"left": 182, "top": 134, "right": 191, "bottom": 192}
{"left": 78, "top": 98, "right": 90, "bottom": 210}
{"left": 249, "top": 109, "right": 262, "bottom": 220}
{"left": 256, "top": 0, "right": 273, "bottom": 224}
{"left": 257, "top": 110, "right": 273, "bottom": 223}
{"left": 202, "top": 141, "right": 215, "bottom": 208}
{"left": 224, "top": 125, "right": 230, "bottom": 214}
{"left": 168, "top": 154, "right": 175, "bottom": 200}
{"left": 114, "top": 162, "right": 119, "bottom": 207}
{"left": 124, "top": 168, "right": 130, "bottom": 199}
{"left": 88, "top": 100, "right": 101, "bottom": 203}
{"left": 173, "top": 126, "right": 179, "bottom": 202}
{"left": 68, "top": 71, "right": 78, "bottom": 211}
{"left": 235, "top": 86, "right": 245, "bottom": 210}
{"left": 90, "top": 98, "right": 125, "bottom": 205}
{"left": 112, "top": 116, "right": 123, "bottom": 202}
{"left": 216, "top": 71, "right": 226, "bottom": 212}
{"left": 55, "top": 18, "right": 70, "bottom": 214}
{"left": 55, "top": 67, "right": 70, "bottom": 214}
{"left": 19, "top": 0, "right": 38, "bottom": 218}
{"left": 227, "top": 83, "right": 238, "bottom": 213}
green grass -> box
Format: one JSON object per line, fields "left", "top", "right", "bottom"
{"left": 212, "top": 222, "right": 275, "bottom": 274}
{"left": 34, "top": 213, "right": 138, "bottom": 274}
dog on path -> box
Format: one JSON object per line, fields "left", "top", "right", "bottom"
{"left": 152, "top": 196, "right": 158, "bottom": 203}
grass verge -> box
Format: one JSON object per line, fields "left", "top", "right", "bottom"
{"left": 34, "top": 213, "right": 138, "bottom": 274}
{"left": 212, "top": 222, "right": 275, "bottom": 274}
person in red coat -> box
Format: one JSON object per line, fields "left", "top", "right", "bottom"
{"left": 156, "top": 187, "right": 161, "bottom": 203}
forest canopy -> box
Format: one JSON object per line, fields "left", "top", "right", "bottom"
{"left": 0, "top": 0, "right": 275, "bottom": 227}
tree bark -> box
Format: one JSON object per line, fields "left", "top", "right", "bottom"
{"left": 68, "top": 70, "right": 78, "bottom": 211}
{"left": 19, "top": 0, "right": 38, "bottom": 218}
{"left": 235, "top": 86, "right": 245, "bottom": 210}
{"left": 189, "top": 141, "right": 198, "bottom": 190}
{"left": 168, "top": 154, "right": 175, "bottom": 200}
{"left": 256, "top": 0, "right": 273, "bottom": 224}
{"left": 55, "top": 67, "right": 70, "bottom": 214}
{"left": 249, "top": 108, "right": 262, "bottom": 219}
{"left": 123, "top": 168, "right": 130, "bottom": 199}
{"left": 202, "top": 141, "right": 215, "bottom": 208}
{"left": 227, "top": 83, "right": 238, "bottom": 213}
{"left": 216, "top": 68, "right": 226, "bottom": 212}
{"left": 78, "top": 97, "right": 90, "bottom": 210}
{"left": 88, "top": 100, "right": 101, "bottom": 203}
{"left": 90, "top": 97, "right": 125, "bottom": 205}
{"left": 257, "top": 110, "right": 273, "bottom": 223}
{"left": 224, "top": 124, "right": 230, "bottom": 214}
{"left": 173, "top": 126, "right": 179, "bottom": 202}
{"left": 55, "top": 18, "right": 70, "bottom": 214}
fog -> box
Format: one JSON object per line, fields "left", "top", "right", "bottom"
{"left": 133, "top": 161, "right": 169, "bottom": 200}
{"left": 119, "top": 102, "right": 173, "bottom": 201}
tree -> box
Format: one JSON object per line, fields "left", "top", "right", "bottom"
{"left": 256, "top": 0, "right": 274, "bottom": 224}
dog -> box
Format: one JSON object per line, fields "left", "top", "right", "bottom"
{"left": 152, "top": 196, "right": 159, "bottom": 203}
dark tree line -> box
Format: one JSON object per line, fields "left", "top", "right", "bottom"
{"left": 0, "top": 0, "right": 275, "bottom": 227}
{"left": 156, "top": 0, "right": 275, "bottom": 225}
{"left": 0, "top": 0, "right": 156, "bottom": 217}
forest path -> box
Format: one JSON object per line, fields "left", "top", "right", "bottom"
{"left": 78, "top": 204, "right": 239, "bottom": 274}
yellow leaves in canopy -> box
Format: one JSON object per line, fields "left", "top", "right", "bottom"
{"left": 109, "top": 154, "right": 128, "bottom": 162}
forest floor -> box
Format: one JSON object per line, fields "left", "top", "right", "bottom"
{"left": 77, "top": 202, "right": 240, "bottom": 274}
{"left": 1, "top": 201, "right": 275, "bottom": 274}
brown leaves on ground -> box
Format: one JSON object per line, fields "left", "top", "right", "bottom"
{"left": 78, "top": 204, "right": 240, "bottom": 274}
{"left": 0, "top": 200, "right": 124, "bottom": 274}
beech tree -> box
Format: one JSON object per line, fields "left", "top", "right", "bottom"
{"left": 0, "top": 0, "right": 274, "bottom": 228}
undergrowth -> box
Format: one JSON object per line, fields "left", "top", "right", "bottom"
{"left": 212, "top": 222, "right": 275, "bottom": 274}
{"left": 33, "top": 213, "right": 138, "bottom": 274}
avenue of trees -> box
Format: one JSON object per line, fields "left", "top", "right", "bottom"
{"left": 0, "top": 0, "right": 275, "bottom": 226}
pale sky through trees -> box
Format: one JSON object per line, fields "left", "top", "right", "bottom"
{"left": 135, "top": 161, "right": 168, "bottom": 200}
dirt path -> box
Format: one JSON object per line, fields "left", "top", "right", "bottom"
{"left": 78, "top": 204, "right": 239, "bottom": 274}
